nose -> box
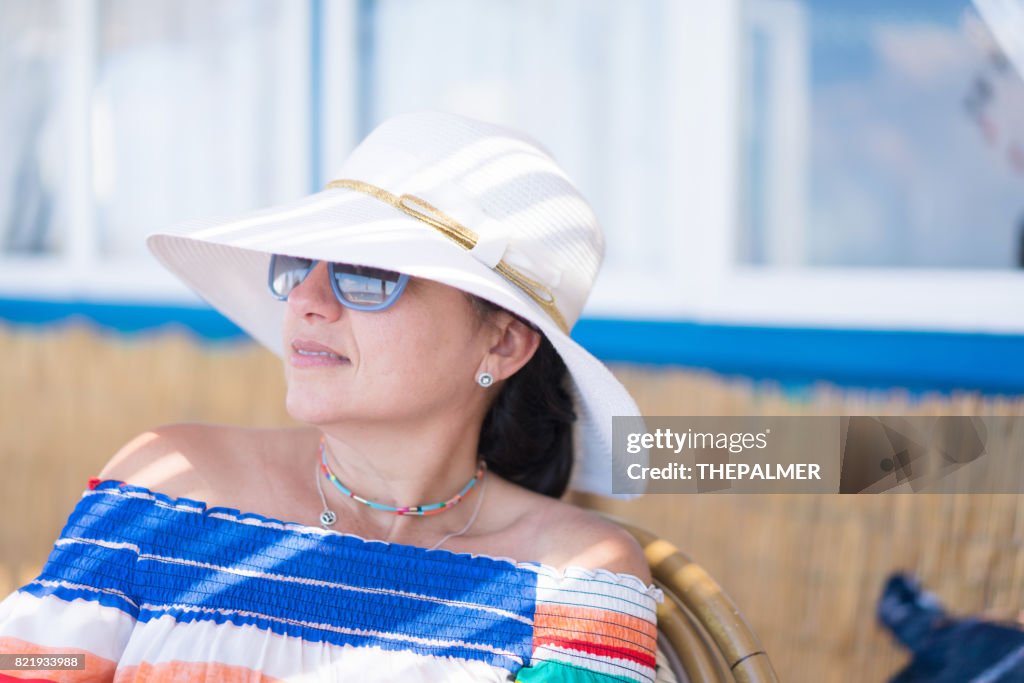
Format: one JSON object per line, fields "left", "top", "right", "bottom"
{"left": 286, "top": 261, "right": 344, "bottom": 322}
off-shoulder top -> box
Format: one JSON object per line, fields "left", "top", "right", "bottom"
{"left": 0, "top": 479, "right": 664, "bottom": 682}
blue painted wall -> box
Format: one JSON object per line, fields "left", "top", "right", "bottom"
{"left": 2, "top": 298, "right": 1022, "bottom": 395}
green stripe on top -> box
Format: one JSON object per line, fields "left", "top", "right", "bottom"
{"left": 515, "top": 659, "right": 644, "bottom": 683}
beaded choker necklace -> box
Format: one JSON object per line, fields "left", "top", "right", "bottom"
{"left": 317, "top": 437, "right": 486, "bottom": 519}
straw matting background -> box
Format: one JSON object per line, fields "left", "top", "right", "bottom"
{"left": 1, "top": 323, "right": 1022, "bottom": 682}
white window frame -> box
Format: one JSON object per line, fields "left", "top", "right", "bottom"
{"left": 0, "top": 0, "right": 314, "bottom": 305}
{"left": 586, "top": 0, "right": 1024, "bottom": 335}
{"left": 318, "top": 0, "right": 361, "bottom": 190}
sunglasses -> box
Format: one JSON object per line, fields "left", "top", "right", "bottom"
{"left": 268, "top": 254, "right": 410, "bottom": 311}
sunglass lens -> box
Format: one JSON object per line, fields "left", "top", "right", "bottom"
{"left": 270, "top": 254, "right": 314, "bottom": 298}
{"left": 332, "top": 264, "right": 404, "bottom": 307}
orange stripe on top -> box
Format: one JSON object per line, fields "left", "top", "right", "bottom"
{"left": 0, "top": 637, "right": 116, "bottom": 682}
{"left": 534, "top": 604, "right": 657, "bottom": 646}
{"left": 532, "top": 604, "right": 658, "bottom": 668}
{"left": 114, "top": 661, "right": 285, "bottom": 683}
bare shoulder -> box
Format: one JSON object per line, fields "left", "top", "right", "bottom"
{"left": 96, "top": 423, "right": 291, "bottom": 499}
{"left": 525, "top": 496, "right": 652, "bottom": 585}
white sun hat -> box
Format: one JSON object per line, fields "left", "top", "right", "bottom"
{"left": 146, "top": 111, "right": 647, "bottom": 499}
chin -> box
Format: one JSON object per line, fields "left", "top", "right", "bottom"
{"left": 285, "top": 391, "right": 344, "bottom": 425}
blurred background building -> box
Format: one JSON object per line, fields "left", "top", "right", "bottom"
{"left": 2, "top": 1, "right": 1023, "bottom": 681}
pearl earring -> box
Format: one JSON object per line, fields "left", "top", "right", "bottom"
{"left": 476, "top": 372, "right": 494, "bottom": 387}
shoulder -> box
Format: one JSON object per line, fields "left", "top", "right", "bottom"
{"left": 528, "top": 497, "right": 652, "bottom": 585}
{"left": 96, "top": 423, "right": 292, "bottom": 498}
{"left": 516, "top": 505, "right": 661, "bottom": 682}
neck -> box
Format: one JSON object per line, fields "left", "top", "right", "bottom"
{"left": 314, "top": 418, "right": 487, "bottom": 541}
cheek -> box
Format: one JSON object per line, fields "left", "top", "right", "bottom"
{"left": 362, "top": 311, "right": 480, "bottom": 391}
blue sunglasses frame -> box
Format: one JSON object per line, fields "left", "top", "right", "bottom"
{"left": 268, "top": 254, "right": 411, "bottom": 311}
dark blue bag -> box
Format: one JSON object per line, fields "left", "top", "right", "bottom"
{"left": 878, "top": 574, "right": 1024, "bottom": 682}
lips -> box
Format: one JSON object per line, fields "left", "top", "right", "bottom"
{"left": 292, "top": 338, "right": 344, "bottom": 355}
{"left": 290, "top": 338, "right": 349, "bottom": 364}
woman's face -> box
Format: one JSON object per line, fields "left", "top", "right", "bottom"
{"left": 280, "top": 261, "right": 496, "bottom": 427}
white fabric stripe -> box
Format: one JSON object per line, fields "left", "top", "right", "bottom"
{"left": 531, "top": 643, "right": 656, "bottom": 683}
{"left": 87, "top": 487, "right": 205, "bottom": 515}
{"left": 117, "top": 617, "right": 513, "bottom": 683}
{"left": 534, "top": 573, "right": 659, "bottom": 617}
{"left": 138, "top": 602, "right": 524, "bottom": 666}
{"left": 0, "top": 590, "right": 136, "bottom": 662}
{"left": 55, "top": 536, "right": 141, "bottom": 553}
{"left": 53, "top": 536, "right": 532, "bottom": 626}
{"left": 526, "top": 563, "right": 663, "bottom": 600}
{"left": 27, "top": 578, "right": 139, "bottom": 609}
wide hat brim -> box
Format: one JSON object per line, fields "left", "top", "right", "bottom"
{"left": 147, "top": 185, "right": 648, "bottom": 499}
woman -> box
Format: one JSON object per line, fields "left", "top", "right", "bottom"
{"left": 0, "top": 112, "right": 662, "bottom": 682}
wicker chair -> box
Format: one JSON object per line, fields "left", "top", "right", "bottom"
{"left": 605, "top": 515, "right": 780, "bottom": 683}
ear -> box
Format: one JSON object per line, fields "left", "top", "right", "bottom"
{"left": 480, "top": 313, "right": 542, "bottom": 382}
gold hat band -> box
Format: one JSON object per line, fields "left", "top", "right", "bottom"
{"left": 325, "top": 178, "right": 569, "bottom": 334}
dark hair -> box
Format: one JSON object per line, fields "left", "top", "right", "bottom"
{"left": 468, "top": 296, "right": 576, "bottom": 498}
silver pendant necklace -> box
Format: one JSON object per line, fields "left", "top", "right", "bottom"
{"left": 314, "top": 448, "right": 488, "bottom": 551}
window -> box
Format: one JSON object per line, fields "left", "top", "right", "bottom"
{"left": 668, "top": 0, "right": 1024, "bottom": 333}
{"left": 1, "top": 0, "right": 64, "bottom": 257}
{"left": 0, "top": 0, "right": 312, "bottom": 302}
{"left": 739, "top": 0, "right": 1024, "bottom": 269}
{"left": 4, "top": 0, "right": 1022, "bottom": 337}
